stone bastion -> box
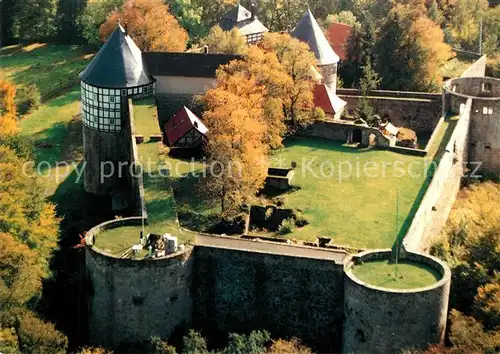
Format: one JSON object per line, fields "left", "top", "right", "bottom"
{"left": 85, "top": 219, "right": 452, "bottom": 353}
{"left": 343, "top": 249, "right": 451, "bottom": 354}
{"left": 444, "top": 76, "right": 500, "bottom": 174}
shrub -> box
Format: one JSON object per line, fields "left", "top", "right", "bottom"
{"left": 278, "top": 218, "right": 295, "bottom": 235}
{"left": 17, "top": 84, "right": 41, "bottom": 115}
{"left": 16, "top": 310, "right": 68, "bottom": 354}
{"left": 182, "top": 330, "right": 207, "bottom": 354}
{"left": 294, "top": 213, "right": 309, "bottom": 228}
{"left": 150, "top": 336, "right": 177, "bottom": 354}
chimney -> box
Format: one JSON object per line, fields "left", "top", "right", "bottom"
{"left": 203, "top": 45, "right": 209, "bottom": 55}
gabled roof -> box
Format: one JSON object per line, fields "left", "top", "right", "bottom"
{"left": 314, "top": 84, "right": 346, "bottom": 114}
{"left": 327, "top": 22, "right": 353, "bottom": 61}
{"left": 292, "top": 9, "right": 340, "bottom": 65}
{"left": 164, "top": 106, "right": 208, "bottom": 147}
{"left": 143, "top": 52, "right": 242, "bottom": 78}
{"left": 222, "top": 4, "right": 252, "bottom": 24}
{"left": 80, "top": 25, "right": 153, "bottom": 88}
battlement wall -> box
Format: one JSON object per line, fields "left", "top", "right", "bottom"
{"left": 337, "top": 89, "right": 442, "bottom": 133}
{"left": 403, "top": 99, "right": 471, "bottom": 252}
{"left": 343, "top": 250, "right": 451, "bottom": 354}
{"left": 191, "top": 235, "right": 347, "bottom": 353}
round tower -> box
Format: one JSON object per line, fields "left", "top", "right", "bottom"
{"left": 79, "top": 25, "right": 155, "bottom": 197}
{"left": 443, "top": 77, "right": 500, "bottom": 176}
{"left": 292, "top": 9, "right": 340, "bottom": 94}
{"left": 342, "top": 250, "right": 451, "bottom": 354}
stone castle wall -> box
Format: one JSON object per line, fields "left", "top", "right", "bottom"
{"left": 85, "top": 218, "right": 193, "bottom": 348}
{"left": 343, "top": 250, "right": 451, "bottom": 354}
{"left": 300, "top": 120, "right": 392, "bottom": 147}
{"left": 403, "top": 99, "right": 471, "bottom": 252}
{"left": 192, "top": 244, "right": 345, "bottom": 352}
{"left": 337, "top": 89, "right": 442, "bottom": 133}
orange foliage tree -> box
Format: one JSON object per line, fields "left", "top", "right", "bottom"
{"left": 259, "top": 33, "right": 318, "bottom": 130}
{"left": 0, "top": 79, "right": 18, "bottom": 136}
{"left": 100, "top": 0, "right": 188, "bottom": 52}
{"left": 201, "top": 72, "right": 268, "bottom": 213}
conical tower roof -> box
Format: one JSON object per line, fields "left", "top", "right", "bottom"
{"left": 79, "top": 25, "right": 153, "bottom": 88}
{"left": 292, "top": 9, "right": 339, "bottom": 66}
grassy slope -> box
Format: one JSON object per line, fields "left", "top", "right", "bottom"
{"left": 0, "top": 43, "right": 92, "bottom": 98}
{"left": 268, "top": 139, "right": 428, "bottom": 249}
{"left": 351, "top": 259, "right": 441, "bottom": 289}
{"left": 1, "top": 44, "right": 92, "bottom": 196}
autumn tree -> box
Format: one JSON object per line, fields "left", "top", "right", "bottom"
{"left": 259, "top": 33, "right": 317, "bottom": 130}
{"left": 325, "top": 10, "right": 360, "bottom": 28}
{"left": 100, "top": 0, "right": 188, "bottom": 52}
{"left": 202, "top": 25, "right": 248, "bottom": 55}
{"left": 201, "top": 72, "right": 268, "bottom": 213}
{"left": 216, "top": 46, "right": 291, "bottom": 148}
{"left": 0, "top": 79, "right": 18, "bottom": 136}
{"left": 446, "top": 0, "right": 489, "bottom": 50}
{"left": 374, "top": 3, "right": 452, "bottom": 91}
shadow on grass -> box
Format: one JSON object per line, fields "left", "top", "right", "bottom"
{"left": 392, "top": 116, "right": 459, "bottom": 253}
{"left": 40, "top": 165, "right": 114, "bottom": 350}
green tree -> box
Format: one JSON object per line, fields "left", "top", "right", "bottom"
{"left": 77, "top": 0, "right": 123, "bottom": 45}
{"left": 325, "top": 10, "right": 360, "bottom": 28}
{"left": 473, "top": 279, "right": 500, "bottom": 331}
{"left": 355, "top": 58, "right": 379, "bottom": 124}
{"left": 151, "top": 336, "right": 177, "bottom": 354}
{"left": 56, "top": 0, "right": 87, "bottom": 43}
{"left": 202, "top": 25, "right": 248, "bottom": 54}
{"left": 11, "top": 0, "right": 58, "bottom": 41}
{"left": 449, "top": 310, "right": 499, "bottom": 354}
{"left": 167, "top": 0, "right": 208, "bottom": 45}
{"left": 222, "top": 330, "right": 271, "bottom": 354}
{"left": 482, "top": 6, "right": 500, "bottom": 56}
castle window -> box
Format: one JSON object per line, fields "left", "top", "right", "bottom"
{"left": 132, "top": 296, "right": 144, "bottom": 306}
{"left": 485, "top": 145, "right": 491, "bottom": 149}
{"left": 482, "top": 82, "right": 492, "bottom": 93}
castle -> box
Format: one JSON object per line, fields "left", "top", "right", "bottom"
{"left": 81, "top": 5, "right": 500, "bottom": 353}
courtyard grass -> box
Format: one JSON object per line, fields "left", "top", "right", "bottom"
{"left": 351, "top": 259, "right": 442, "bottom": 289}
{"left": 266, "top": 139, "right": 429, "bottom": 249}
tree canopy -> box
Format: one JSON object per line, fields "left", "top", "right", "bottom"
{"left": 202, "top": 26, "right": 248, "bottom": 55}
{"left": 100, "top": 0, "right": 188, "bottom": 52}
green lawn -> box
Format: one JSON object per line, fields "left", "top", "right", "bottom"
{"left": 0, "top": 43, "right": 92, "bottom": 99}
{"left": 265, "top": 139, "right": 430, "bottom": 249}
{"left": 351, "top": 259, "right": 442, "bottom": 289}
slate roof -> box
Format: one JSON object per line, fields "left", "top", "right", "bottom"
{"left": 292, "top": 9, "right": 340, "bottom": 65}
{"left": 219, "top": 4, "right": 269, "bottom": 35}
{"left": 143, "top": 52, "right": 242, "bottom": 78}
{"left": 314, "top": 84, "right": 346, "bottom": 114}
{"left": 164, "top": 106, "right": 208, "bottom": 146}
{"left": 79, "top": 25, "right": 154, "bottom": 88}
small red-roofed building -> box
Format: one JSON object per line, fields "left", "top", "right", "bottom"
{"left": 314, "top": 84, "right": 346, "bottom": 119}
{"left": 163, "top": 106, "right": 208, "bottom": 148}
{"left": 327, "top": 22, "right": 353, "bottom": 62}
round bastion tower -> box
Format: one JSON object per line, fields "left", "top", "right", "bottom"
{"left": 292, "top": 9, "right": 339, "bottom": 94}
{"left": 79, "top": 25, "right": 155, "bottom": 198}
{"left": 444, "top": 77, "right": 500, "bottom": 176}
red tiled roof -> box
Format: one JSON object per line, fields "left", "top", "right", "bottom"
{"left": 327, "top": 22, "right": 353, "bottom": 61}
{"left": 314, "top": 84, "right": 346, "bottom": 114}
{"left": 163, "top": 107, "right": 208, "bottom": 146}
